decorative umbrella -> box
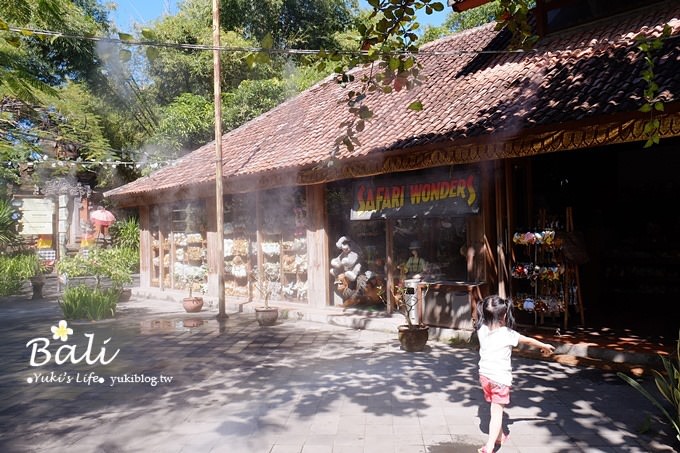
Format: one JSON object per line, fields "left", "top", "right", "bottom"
{"left": 90, "top": 207, "right": 116, "bottom": 227}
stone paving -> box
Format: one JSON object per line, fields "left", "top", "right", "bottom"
{"left": 0, "top": 287, "right": 677, "bottom": 453}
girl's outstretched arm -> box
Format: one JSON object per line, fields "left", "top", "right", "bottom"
{"left": 519, "top": 335, "right": 555, "bottom": 355}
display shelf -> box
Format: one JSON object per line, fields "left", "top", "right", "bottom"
{"left": 281, "top": 237, "right": 308, "bottom": 301}
{"left": 510, "top": 229, "right": 567, "bottom": 327}
{"left": 223, "top": 194, "right": 255, "bottom": 298}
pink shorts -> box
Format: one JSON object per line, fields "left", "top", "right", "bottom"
{"left": 480, "top": 374, "right": 510, "bottom": 405}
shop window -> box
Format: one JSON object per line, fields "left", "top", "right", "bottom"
{"left": 148, "top": 201, "right": 208, "bottom": 292}
{"left": 170, "top": 201, "right": 207, "bottom": 292}
{"left": 223, "top": 193, "right": 256, "bottom": 298}
{"left": 326, "top": 174, "right": 474, "bottom": 309}
{"left": 257, "top": 188, "right": 308, "bottom": 302}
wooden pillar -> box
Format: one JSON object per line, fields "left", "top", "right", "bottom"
{"left": 205, "top": 196, "right": 220, "bottom": 298}
{"left": 305, "top": 184, "right": 330, "bottom": 308}
{"left": 386, "top": 219, "right": 395, "bottom": 314}
{"left": 494, "top": 160, "right": 508, "bottom": 298}
{"left": 139, "top": 205, "right": 151, "bottom": 288}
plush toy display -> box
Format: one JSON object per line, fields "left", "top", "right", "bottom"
{"left": 330, "top": 236, "right": 362, "bottom": 282}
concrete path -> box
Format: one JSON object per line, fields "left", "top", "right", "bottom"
{"left": 0, "top": 289, "right": 677, "bottom": 453}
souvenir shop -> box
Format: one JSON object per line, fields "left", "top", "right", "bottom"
{"left": 137, "top": 162, "right": 492, "bottom": 326}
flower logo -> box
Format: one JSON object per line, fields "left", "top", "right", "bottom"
{"left": 50, "top": 320, "right": 73, "bottom": 342}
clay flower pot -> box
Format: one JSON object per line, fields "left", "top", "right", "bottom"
{"left": 118, "top": 288, "right": 132, "bottom": 302}
{"left": 398, "top": 325, "right": 429, "bottom": 352}
{"left": 183, "top": 297, "right": 204, "bottom": 313}
{"left": 255, "top": 306, "right": 279, "bottom": 326}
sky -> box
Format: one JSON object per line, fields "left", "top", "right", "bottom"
{"left": 110, "top": 0, "right": 448, "bottom": 34}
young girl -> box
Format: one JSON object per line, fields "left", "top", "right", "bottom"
{"left": 475, "top": 295, "right": 555, "bottom": 453}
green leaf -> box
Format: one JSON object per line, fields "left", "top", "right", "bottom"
{"left": 343, "top": 137, "right": 354, "bottom": 152}
{"left": 118, "top": 32, "right": 134, "bottom": 42}
{"left": 358, "top": 106, "right": 373, "bottom": 119}
{"left": 48, "top": 33, "right": 63, "bottom": 45}
{"left": 146, "top": 46, "right": 160, "bottom": 63}
{"left": 356, "top": 119, "right": 365, "bottom": 132}
{"left": 389, "top": 57, "right": 400, "bottom": 71}
{"left": 408, "top": 100, "right": 423, "bottom": 111}
{"left": 0, "top": 19, "right": 8, "bottom": 31}
{"left": 432, "top": 2, "right": 445, "bottom": 11}
{"left": 654, "top": 102, "right": 664, "bottom": 112}
{"left": 119, "top": 49, "right": 132, "bottom": 63}
{"left": 639, "top": 103, "right": 652, "bottom": 113}
{"left": 261, "top": 33, "right": 274, "bottom": 49}
{"left": 141, "top": 28, "right": 155, "bottom": 40}
{"left": 644, "top": 138, "right": 654, "bottom": 148}
{"left": 6, "top": 36, "right": 21, "bottom": 47}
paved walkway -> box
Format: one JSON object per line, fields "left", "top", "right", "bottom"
{"left": 0, "top": 286, "right": 677, "bottom": 452}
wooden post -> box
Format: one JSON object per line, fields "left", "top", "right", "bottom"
{"left": 386, "top": 219, "right": 395, "bottom": 314}
{"left": 305, "top": 184, "right": 330, "bottom": 308}
{"left": 139, "top": 205, "right": 151, "bottom": 288}
{"left": 566, "top": 207, "right": 585, "bottom": 327}
{"left": 213, "top": 0, "right": 226, "bottom": 320}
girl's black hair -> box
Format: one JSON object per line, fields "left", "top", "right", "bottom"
{"left": 475, "top": 295, "right": 515, "bottom": 330}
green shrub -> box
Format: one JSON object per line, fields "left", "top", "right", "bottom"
{"left": 109, "top": 217, "right": 139, "bottom": 251}
{"left": 0, "top": 199, "right": 22, "bottom": 252}
{"left": 59, "top": 285, "right": 118, "bottom": 321}
{"left": 0, "top": 251, "right": 45, "bottom": 296}
{"left": 56, "top": 247, "right": 136, "bottom": 289}
{"left": 618, "top": 330, "right": 680, "bottom": 444}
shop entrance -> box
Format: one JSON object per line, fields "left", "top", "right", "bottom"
{"left": 512, "top": 139, "right": 680, "bottom": 339}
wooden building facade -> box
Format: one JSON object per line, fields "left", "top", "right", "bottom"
{"left": 105, "top": 2, "right": 680, "bottom": 336}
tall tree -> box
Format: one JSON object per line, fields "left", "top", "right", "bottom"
{"left": 219, "top": 0, "right": 357, "bottom": 49}
{"left": 0, "top": 0, "right": 118, "bottom": 192}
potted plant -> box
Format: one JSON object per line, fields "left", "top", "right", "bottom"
{"left": 0, "top": 250, "right": 48, "bottom": 299}
{"left": 251, "top": 270, "right": 279, "bottom": 326}
{"left": 182, "top": 284, "right": 204, "bottom": 313}
{"left": 56, "top": 247, "right": 134, "bottom": 301}
{"left": 175, "top": 265, "right": 206, "bottom": 313}
{"left": 385, "top": 265, "right": 430, "bottom": 352}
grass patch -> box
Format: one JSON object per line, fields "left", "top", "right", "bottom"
{"left": 59, "top": 285, "right": 118, "bottom": 321}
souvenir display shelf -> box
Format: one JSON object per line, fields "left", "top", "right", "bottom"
{"left": 256, "top": 233, "right": 308, "bottom": 301}
{"left": 223, "top": 195, "right": 254, "bottom": 298}
{"left": 258, "top": 189, "right": 308, "bottom": 302}
{"left": 281, "top": 236, "right": 308, "bottom": 301}
{"left": 150, "top": 234, "right": 168, "bottom": 288}
{"left": 510, "top": 229, "right": 566, "bottom": 327}
{"left": 150, "top": 204, "right": 208, "bottom": 290}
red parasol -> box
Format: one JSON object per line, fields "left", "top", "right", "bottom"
{"left": 90, "top": 207, "right": 116, "bottom": 227}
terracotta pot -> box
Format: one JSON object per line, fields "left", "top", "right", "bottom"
{"left": 183, "top": 297, "right": 204, "bottom": 313}
{"left": 255, "top": 306, "right": 279, "bottom": 326}
{"left": 30, "top": 277, "right": 44, "bottom": 300}
{"left": 118, "top": 288, "right": 132, "bottom": 302}
{"left": 183, "top": 319, "right": 204, "bottom": 328}
{"left": 398, "top": 325, "right": 429, "bottom": 352}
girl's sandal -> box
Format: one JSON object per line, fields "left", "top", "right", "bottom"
{"left": 496, "top": 433, "right": 510, "bottom": 445}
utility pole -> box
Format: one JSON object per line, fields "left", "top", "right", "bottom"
{"left": 213, "top": 0, "right": 226, "bottom": 320}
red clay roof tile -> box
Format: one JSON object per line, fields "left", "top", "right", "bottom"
{"left": 106, "top": 3, "right": 680, "bottom": 200}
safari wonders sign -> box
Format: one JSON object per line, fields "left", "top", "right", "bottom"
{"left": 351, "top": 167, "right": 480, "bottom": 220}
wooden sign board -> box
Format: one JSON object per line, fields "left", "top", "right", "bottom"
{"left": 19, "top": 198, "right": 54, "bottom": 235}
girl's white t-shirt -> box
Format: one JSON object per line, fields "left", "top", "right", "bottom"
{"left": 477, "top": 325, "right": 520, "bottom": 386}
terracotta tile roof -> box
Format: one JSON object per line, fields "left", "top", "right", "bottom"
{"left": 448, "top": 0, "right": 492, "bottom": 13}
{"left": 106, "top": 3, "right": 680, "bottom": 201}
